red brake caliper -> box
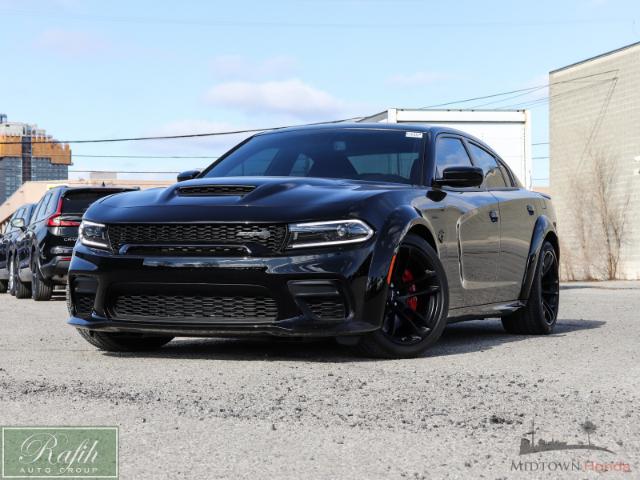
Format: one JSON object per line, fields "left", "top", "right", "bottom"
{"left": 402, "top": 269, "right": 418, "bottom": 311}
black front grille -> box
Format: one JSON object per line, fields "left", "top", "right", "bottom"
{"left": 177, "top": 185, "right": 255, "bottom": 196}
{"left": 305, "top": 298, "right": 346, "bottom": 320}
{"left": 110, "top": 295, "right": 278, "bottom": 322}
{"left": 107, "top": 223, "right": 287, "bottom": 254}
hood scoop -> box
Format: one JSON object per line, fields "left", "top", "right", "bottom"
{"left": 176, "top": 185, "right": 256, "bottom": 196}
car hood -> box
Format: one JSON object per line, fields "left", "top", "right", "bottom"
{"left": 87, "top": 177, "right": 408, "bottom": 224}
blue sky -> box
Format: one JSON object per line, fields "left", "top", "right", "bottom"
{"left": 0, "top": 0, "right": 638, "bottom": 184}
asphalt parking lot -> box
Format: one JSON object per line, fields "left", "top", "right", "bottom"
{"left": 1, "top": 282, "right": 639, "bottom": 479}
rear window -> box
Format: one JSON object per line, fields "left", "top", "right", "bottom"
{"left": 61, "top": 191, "right": 119, "bottom": 214}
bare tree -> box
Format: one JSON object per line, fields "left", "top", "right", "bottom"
{"left": 590, "top": 154, "right": 631, "bottom": 279}
{"left": 561, "top": 152, "right": 631, "bottom": 280}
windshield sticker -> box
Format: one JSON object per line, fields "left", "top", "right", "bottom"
{"left": 405, "top": 132, "right": 423, "bottom": 138}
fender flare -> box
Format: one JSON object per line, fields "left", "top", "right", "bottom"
{"left": 519, "top": 215, "right": 558, "bottom": 301}
{"left": 369, "top": 206, "right": 438, "bottom": 283}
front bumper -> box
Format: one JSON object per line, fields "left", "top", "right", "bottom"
{"left": 67, "top": 242, "right": 388, "bottom": 338}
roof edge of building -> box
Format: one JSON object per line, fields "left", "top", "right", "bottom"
{"left": 549, "top": 40, "right": 640, "bottom": 75}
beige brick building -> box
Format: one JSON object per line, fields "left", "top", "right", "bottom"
{"left": 550, "top": 41, "right": 640, "bottom": 280}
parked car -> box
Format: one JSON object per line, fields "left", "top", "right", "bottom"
{"left": 0, "top": 204, "right": 35, "bottom": 295}
{"left": 13, "top": 186, "right": 136, "bottom": 301}
{"left": 67, "top": 124, "right": 560, "bottom": 358}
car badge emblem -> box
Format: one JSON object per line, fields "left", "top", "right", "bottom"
{"left": 236, "top": 229, "right": 272, "bottom": 240}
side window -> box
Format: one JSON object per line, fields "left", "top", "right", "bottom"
{"left": 34, "top": 193, "right": 51, "bottom": 222}
{"left": 468, "top": 143, "right": 507, "bottom": 189}
{"left": 435, "top": 137, "right": 473, "bottom": 178}
{"left": 31, "top": 202, "right": 42, "bottom": 224}
{"left": 7, "top": 210, "right": 20, "bottom": 233}
{"left": 498, "top": 164, "right": 515, "bottom": 187}
{"left": 45, "top": 192, "right": 59, "bottom": 216}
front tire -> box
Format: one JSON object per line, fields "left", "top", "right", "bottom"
{"left": 502, "top": 241, "right": 559, "bottom": 335}
{"left": 0, "top": 280, "right": 7, "bottom": 294}
{"left": 76, "top": 329, "right": 174, "bottom": 352}
{"left": 356, "top": 233, "right": 449, "bottom": 359}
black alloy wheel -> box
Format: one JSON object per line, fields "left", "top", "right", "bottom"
{"left": 356, "top": 233, "right": 449, "bottom": 358}
{"left": 539, "top": 248, "right": 560, "bottom": 325}
{"left": 502, "top": 241, "right": 559, "bottom": 335}
{"left": 383, "top": 245, "right": 444, "bottom": 346}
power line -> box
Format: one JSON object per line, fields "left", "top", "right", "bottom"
{"left": 0, "top": 116, "right": 362, "bottom": 145}
{"left": 0, "top": 153, "right": 220, "bottom": 159}
{"left": 74, "top": 154, "right": 219, "bottom": 159}
{"left": 419, "top": 69, "right": 619, "bottom": 109}
{"left": 0, "top": 68, "right": 620, "bottom": 147}
{"left": 491, "top": 76, "right": 618, "bottom": 110}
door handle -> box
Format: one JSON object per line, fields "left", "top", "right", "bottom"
{"left": 526, "top": 204, "right": 535, "bottom": 216}
{"left": 489, "top": 210, "right": 499, "bottom": 223}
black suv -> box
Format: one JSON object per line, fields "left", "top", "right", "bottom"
{"left": 0, "top": 204, "right": 35, "bottom": 294}
{"left": 13, "top": 186, "right": 135, "bottom": 300}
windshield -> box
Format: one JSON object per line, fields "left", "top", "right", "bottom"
{"left": 203, "top": 129, "right": 425, "bottom": 185}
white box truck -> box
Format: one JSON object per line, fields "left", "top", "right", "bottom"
{"left": 360, "top": 108, "right": 532, "bottom": 188}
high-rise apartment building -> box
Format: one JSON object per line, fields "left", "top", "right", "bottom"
{"left": 0, "top": 114, "right": 71, "bottom": 204}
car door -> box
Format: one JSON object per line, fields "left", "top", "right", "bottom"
{"left": 19, "top": 192, "right": 52, "bottom": 277}
{"left": 466, "top": 141, "right": 537, "bottom": 301}
{"left": 0, "top": 209, "right": 20, "bottom": 272}
{"left": 432, "top": 135, "right": 502, "bottom": 307}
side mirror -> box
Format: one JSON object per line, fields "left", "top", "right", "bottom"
{"left": 11, "top": 218, "right": 26, "bottom": 230}
{"left": 177, "top": 169, "right": 201, "bottom": 182}
{"left": 433, "top": 166, "right": 484, "bottom": 188}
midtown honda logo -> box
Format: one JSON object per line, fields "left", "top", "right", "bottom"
{"left": 510, "top": 419, "right": 631, "bottom": 474}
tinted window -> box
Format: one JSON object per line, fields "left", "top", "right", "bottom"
{"left": 61, "top": 191, "right": 116, "bottom": 214}
{"left": 34, "top": 193, "right": 51, "bottom": 222}
{"left": 435, "top": 137, "right": 473, "bottom": 177}
{"left": 204, "top": 130, "right": 423, "bottom": 185}
{"left": 468, "top": 143, "right": 507, "bottom": 189}
{"left": 7, "top": 209, "right": 22, "bottom": 233}
{"left": 45, "top": 191, "right": 60, "bottom": 216}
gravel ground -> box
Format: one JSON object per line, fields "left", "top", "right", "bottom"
{"left": 0, "top": 282, "right": 639, "bottom": 479}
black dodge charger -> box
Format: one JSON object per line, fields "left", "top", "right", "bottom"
{"left": 68, "top": 124, "right": 560, "bottom": 358}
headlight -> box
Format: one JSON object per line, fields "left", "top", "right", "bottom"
{"left": 78, "top": 220, "right": 110, "bottom": 250}
{"left": 287, "top": 220, "right": 374, "bottom": 249}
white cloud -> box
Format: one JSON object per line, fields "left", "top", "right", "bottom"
{"left": 210, "top": 54, "right": 296, "bottom": 80}
{"left": 385, "top": 71, "right": 452, "bottom": 87}
{"left": 33, "top": 29, "right": 108, "bottom": 57}
{"left": 204, "top": 78, "right": 346, "bottom": 118}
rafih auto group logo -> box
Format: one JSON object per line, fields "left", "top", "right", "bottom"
{"left": 511, "top": 419, "right": 631, "bottom": 474}
{"left": 1, "top": 427, "right": 118, "bottom": 478}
